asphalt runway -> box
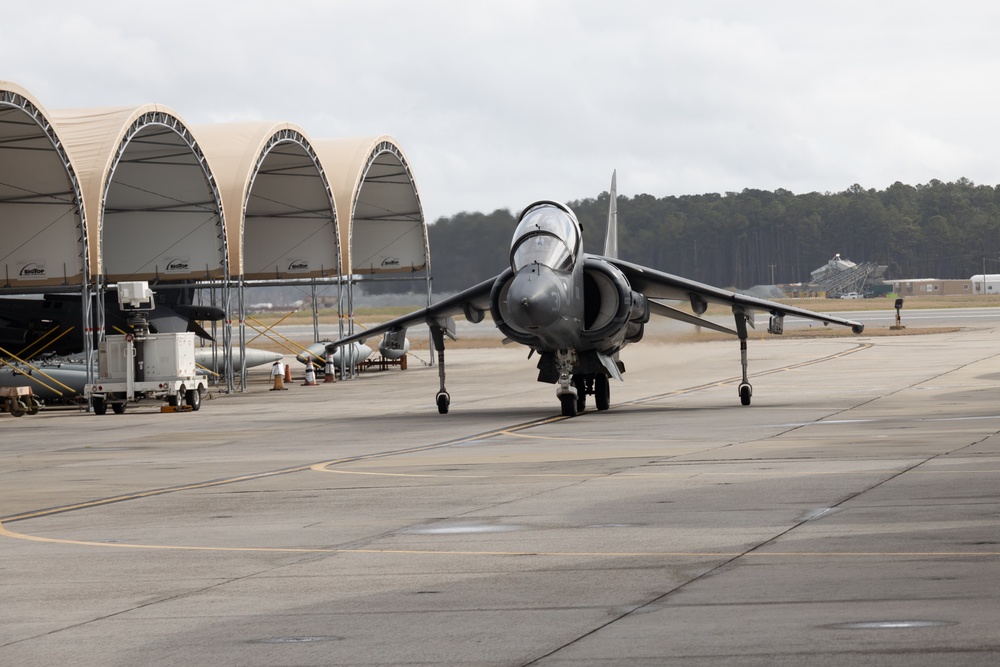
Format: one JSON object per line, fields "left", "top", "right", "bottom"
{"left": 2, "top": 322, "right": 1000, "bottom": 665}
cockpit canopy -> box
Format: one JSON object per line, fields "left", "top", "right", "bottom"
{"left": 510, "top": 202, "right": 582, "bottom": 272}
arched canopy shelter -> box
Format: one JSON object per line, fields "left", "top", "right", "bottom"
{"left": 195, "top": 122, "right": 339, "bottom": 281}
{"left": 0, "top": 81, "right": 87, "bottom": 289}
{"left": 50, "top": 105, "right": 227, "bottom": 283}
{"left": 314, "top": 136, "right": 427, "bottom": 277}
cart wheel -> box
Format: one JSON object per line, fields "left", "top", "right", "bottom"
{"left": 9, "top": 399, "right": 26, "bottom": 417}
{"left": 26, "top": 396, "right": 41, "bottom": 415}
{"left": 185, "top": 387, "right": 202, "bottom": 412}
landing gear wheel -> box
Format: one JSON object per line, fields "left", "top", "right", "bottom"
{"left": 739, "top": 383, "right": 752, "bottom": 406}
{"left": 112, "top": 401, "right": 126, "bottom": 414}
{"left": 185, "top": 387, "right": 202, "bottom": 412}
{"left": 560, "top": 393, "right": 578, "bottom": 417}
{"left": 595, "top": 375, "right": 610, "bottom": 411}
{"left": 436, "top": 392, "right": 450, "bottom": 414}
{"left": 92, "top": 397, "right": 107, "bottom": 415}
{"left": 573, "top": 376, "right": 587, "bottom": 412}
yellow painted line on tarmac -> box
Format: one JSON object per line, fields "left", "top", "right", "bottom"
{"left": 0, "top": 467, "right": 316, "bottom": 524}
{"left": 1, "top": 521, "right": 996, "bottom": 558}
{"left": 0, "top": 521, "right": 325, "bottom": 552}
{"left": 0, "top": 342, "right": 882, "bottom": 555}
{"left": 2, "top": 417, "right": 567, "bottom": 525}
{"left": 320, "top": 469, "right": 594, "bottom": 478}
{"left": 1, "top": 345, "right": 865, "bottom": 524}
{"left": 317, "top": 467, "right": 1000, "bottom": 479}
{"left": 497, "top": 430, "right": 665, "bottom": 443}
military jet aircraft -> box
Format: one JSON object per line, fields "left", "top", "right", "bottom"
{"left": 328, "top": 173, "right": 864, "bottom": 416}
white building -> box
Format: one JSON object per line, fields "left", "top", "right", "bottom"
{"left": 970, "top": 275, "right": 1000, "bottom": 294}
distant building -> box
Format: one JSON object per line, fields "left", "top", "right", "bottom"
{"left": 970, "top": 274, "right": 1000, "bottom": 294}
{"left": 889, "top": 279, "right": 972, "bottom": 296}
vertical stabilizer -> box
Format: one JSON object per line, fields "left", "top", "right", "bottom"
{"left": 603, "top": 170, "right": 619, "bottom": 259}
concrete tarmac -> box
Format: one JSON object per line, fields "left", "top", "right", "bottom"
{"left": 1, "top": 325, "right": 999, "bottom": 666}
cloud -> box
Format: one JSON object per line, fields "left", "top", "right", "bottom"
{"left": 4, "top": 0, "right": 1000, "bottom": 221}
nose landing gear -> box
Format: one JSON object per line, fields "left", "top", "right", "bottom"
{"left": 555, "top": 349, "right": 580, "bottom": 417}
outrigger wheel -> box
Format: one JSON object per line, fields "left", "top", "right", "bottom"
{"left": 739, "top": 383, "right": 752, "bottom": 406}
{"left": 429, "top": 317, "right": 457, "bottom": 415}
{"left": 436, "top": 391, "right": 450, "bottom": 414}
{"left": 733, "top": 305, "right": 753, "bottom": 407}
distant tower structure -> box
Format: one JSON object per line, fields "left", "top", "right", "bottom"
{"left": 810, "top": 255, "right": 885, "bottom": 296}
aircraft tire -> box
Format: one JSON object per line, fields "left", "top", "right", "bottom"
{"left": 560, "top": 393, "right": 577, "bottom": 417}
{"left": 92, "top": 398, "right": 107, "bottom": 415}
{"left": 573, "top": 376, "right": 587, "bottom": 412}
{"left": 739, "top": 383, "right": 752, "bottom": 406}
{"left": 595, "top": 375, "right": 610, "bottom": 411}
{"left": 186, "top": 387, "right": 202, "bottom": 412}
{"left": 436, "top": 392, "right": 450, "bottom": 414}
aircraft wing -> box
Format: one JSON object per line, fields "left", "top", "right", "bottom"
{"left": 606, "top": 256, "right": 865, "bottom": 334}
{"left": 328, "top": 275, "right": 498, "bottom": 350}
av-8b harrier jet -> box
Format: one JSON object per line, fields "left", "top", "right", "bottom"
{"left": 329, "top": 173, "right": 864, "bottom": 416}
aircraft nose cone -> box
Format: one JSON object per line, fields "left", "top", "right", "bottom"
{"left": 505, "top": 266, "right": 562, "bottom": 329}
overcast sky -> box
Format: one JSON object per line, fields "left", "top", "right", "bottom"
{"left": 4, "top": 1, "right": 999, "bottom": 223}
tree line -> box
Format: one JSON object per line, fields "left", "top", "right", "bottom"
{"left": 365, "top": 178, "right": 1000, "bottom": 294}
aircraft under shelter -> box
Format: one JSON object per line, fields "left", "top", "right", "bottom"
{"left": 0, "top": 80, "right": 431, "bottom": 395}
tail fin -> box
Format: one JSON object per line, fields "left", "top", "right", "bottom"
{"left": 603, "top": 170, "right": 619, "bottom": 259}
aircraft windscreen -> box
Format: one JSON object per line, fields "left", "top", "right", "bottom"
{"left": 510, "top": 204, "right": 580, "bottom": 271}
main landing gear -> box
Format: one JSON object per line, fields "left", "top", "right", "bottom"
{"left": 572, "top": 373, "right": 610, "bottom": 414}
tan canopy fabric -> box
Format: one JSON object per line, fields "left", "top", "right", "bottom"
{"left": 0, "top": 81, "right": 88, "bottom": 288}
{"left": 50, "top": 105, "right": 227, "bottom": 282}
{"left": 195, "top": 122, "right": 339, "bottom": 280}
{"left": 1, "top": 83, "right": 428, "bottom": 290}
{"left": 315, "top": 136, "right": 428, "bottom": 275}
